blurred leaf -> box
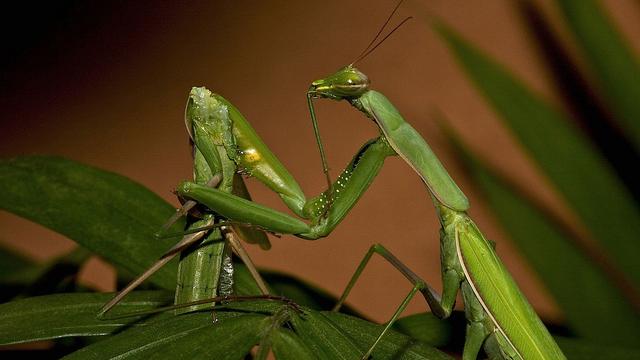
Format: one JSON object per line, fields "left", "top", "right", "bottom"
{"left": 262, "top": 270, "right": 358, "bottom": 315}
{"left": 387, "top": 311, "right": 640, "bottom": 359}
{"left": 0, "top": 247, "right": 92, "bottom": 302}
{"left": 263, "top": 271, "right": 337, "bottom": 309}
{"left": 392, "top": 311, "right": 465, "bottom": 348}
{"left": 0, "top": 245, "right": 33, "bottom": 276}
{"left": 435, "top": 23, "right": 640, "bottom": 288}
{"left": 516, "top": 1, "right": 640, "bottom": 201}
{"left": 556, "top": 0, "right": 640, "bottom": 148}
{"left": 63, "top": 312, "right": 264, "bottom": 360}
{"left": 13, "top": 247, "right": 92, "bottom": 297}
{"left": 0, "top": 291, "right": 173, "bottom": 345}
{"left": 0, "top": 245, "right": 37, "bottom": 301}
{"left": 233, "top": 264, "right": 361, "bottom": 316}
{"left": 0, "top": 156, "right": 185, "bottom": 290}
{"left": 325, "top": 312, "right": 453, "bottom": 360}
{"left": 456, "top": 141, "right": 640, "bottom": 346}
{"left": 556, "top": 336, "right": 640, "bottom": 359}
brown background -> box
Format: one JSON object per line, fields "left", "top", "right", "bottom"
{"left": 1, "top": 0, "right": 639, "bottom": 324}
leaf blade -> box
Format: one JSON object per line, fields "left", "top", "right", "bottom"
{"left": 0, "top": 156, "right": 183, "bottom": 290}
{"left": 556, "top": 0, "right": 640, "bottom": 148}
{"left": 458, "top": 141, "right": 640, "bottom": 346}
{"left": 0, "top": 291, "right": 173, "bottom": 345}
{"left": 63, "top": 313, "right": 265, "bottom": 360}
{"left": 435, "top": 23, "right": 640, "bottom": 289}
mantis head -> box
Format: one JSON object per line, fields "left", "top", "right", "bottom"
{"left": 307, "top": 65, "right": 370, "bottom": 101}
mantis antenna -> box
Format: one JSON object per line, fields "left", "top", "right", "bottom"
{"left": 307, "top": 0, "right": 413, "bottom": 214}
{"left": 351, "top": 0, "right": 412, "bottom": 66}
{"left": 352, "top": 16, "right": 413, "bottom": 66}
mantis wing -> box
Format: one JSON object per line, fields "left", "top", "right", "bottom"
{"left": 456, "top": 220, "right": 565, "bottom": 360}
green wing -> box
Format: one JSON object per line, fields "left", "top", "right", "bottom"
{"left": 231, "top": 173, "right": 271, "bottom": 250}
{"left": 456, "top": 219, "right": 565, "bottom": 360}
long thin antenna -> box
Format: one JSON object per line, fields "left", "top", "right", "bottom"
{"left": 351, "top": 0, "right": 406, "bottom": 65}
{"left": 354, "top": 16, "right": 413, "bottom": 66}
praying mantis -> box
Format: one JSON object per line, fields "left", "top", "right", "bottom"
{"left": 99, "top": 87, "right": 274, "bottom": 315}
{"left": 100, "top": 3, "right": 567, "bottom": 360}
{"left": 172, "top": 76, "right": 566, "bottom": 360}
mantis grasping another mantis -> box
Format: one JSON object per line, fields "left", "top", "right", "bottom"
{"left": 174, "top": 73, "right": 566, "bottom": 360}
{"left": 102, "top": 4, "right": 567, "bottom": 360}
{"left": 99, "top": 87, "right": 274, "bottom": 316}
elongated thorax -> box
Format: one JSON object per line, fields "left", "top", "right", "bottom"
{"left": 356, "top": 90, "right": 469, "bottom": 211}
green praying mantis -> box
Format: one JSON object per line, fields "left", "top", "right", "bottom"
{"left": 100, "top": 3, "right": 567, "bottom": 359}
{"left": 99, "top": 87, "right": 275, "bottom": 316}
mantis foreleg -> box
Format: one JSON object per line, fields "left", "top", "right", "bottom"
{"left": 100, "top": 88, "right": 271, "bottom": 315}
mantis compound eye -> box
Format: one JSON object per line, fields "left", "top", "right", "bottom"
{"left": 309, "top": 66, "right": 370, "bottom": 100}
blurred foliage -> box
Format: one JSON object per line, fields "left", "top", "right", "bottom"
{"left": 433, "top": 0, "right": 640, "bottom": 350}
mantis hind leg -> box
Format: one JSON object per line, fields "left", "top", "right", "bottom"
{"left": 460, "top": 283, "right": 492, "bottom": 360}
{"left": 463, "top": 321, "right": 488, "bottom": 360}
{"left": 482, "top": 333, "right": 521, "bottom": 360}
{"left": 461, "top": 281, "right": 520, "bottom": 360}
{"left": 333, "top": 243, "right": 462, "bottom": 359}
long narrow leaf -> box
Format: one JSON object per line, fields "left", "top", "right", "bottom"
{"left": 435, "top": 24, "right": 640, "bottom": 288}
{"left": 554, "top": 336, "right": 640, "bottom": 360}
{"left": 63, "top": 313, "right": 265, "bottom": 360}
{"left": 10, "top": 247, "right": 91, "bottom": 298}
{"left": 457, "top": 141, "right": 639, "bottom": 346}
{"left": 0, "top": 245, "right": 33, "bottom": 276}
{"left": 289, "top": 310, "right": 362, "bottom": 360}
{"left": 271, "top": 328, "right": 318, "bottom": 360}
{"left": 0, "top": 291, "right": 173, "bottom": 345}
{"left": 325, "top": 312, "right": 453, "bottom": 360}
{"left": 0, "top": 156, "right": 184, "bottom": 290}
{"left": 555, "top": 0, "right": 640, "bottom": 148}
{"left": 392, "top": 311, "right": 465, "bottom": 348}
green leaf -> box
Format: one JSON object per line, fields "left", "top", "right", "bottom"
{"left": 392, "top": 311, "right": 465, "bottom": 348}
{"left": 209, "top": 298, "right": 301, "bottom": 315}
{"left": 263, "top": 271, "right": 337, "bottom": 309}
{"left": 435, "top": 24, "right": 640, "bottom": 288}
{"left": 234, "top": 265, "right": 360, "bottom": 316}
{"left": 457, "top": 142, "right": 640, "bottom": 346}
{"left": 556, "top": 0, "right": 640, "bottom": 148}
{"left": 61, "top": 300, "right": 353, "bottom": 360}
{"left": 290, "top": 310, "right": 362, "bottom": 360}
{"left": 9, "top": 247, "right": 92, "bottom": 298}
{"left": 232, "top": 262, "right": 265, "bottom": 296}
{"left": 0, "top": 245, "right": 39, "bottom": 301}
{"left": 63, "top": 313, "right": 265, "bottom": 360}
{"left": 0, "top": 156, "right": 184, "bottom": 290}
{"left": 262, "top": 270, "right": 357, "bottom": 314}
{"left": 556, "top": 336, "right": 640, "bottom": 360}
{"left": 0, "top": 245, "right": 33, "bottom": 276}
{"left": 0, "top": 291, "right": 173, "bottom": 345}
{"left": 271, "top": 328, "right": 318, "bottom": 360}
{"left": 324, "top": 312, "right": 453, "bottom": 360}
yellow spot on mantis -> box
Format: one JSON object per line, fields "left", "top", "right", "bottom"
{"left": 241, "top": 148, "right": 261, "bottom": 163}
